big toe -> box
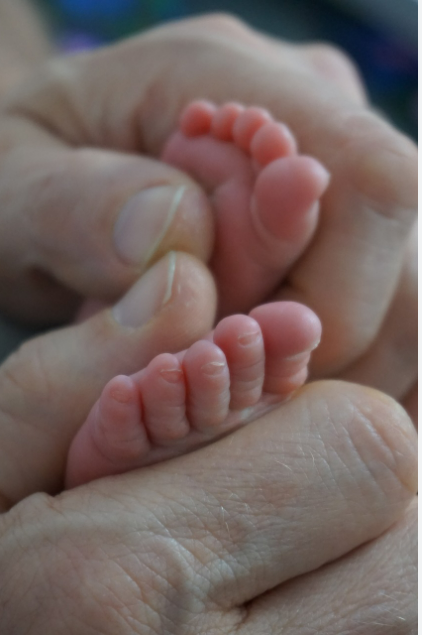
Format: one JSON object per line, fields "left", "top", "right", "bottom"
{"left": 253, "top": 156, "right": 330, "bottom": 247}
{"left": 251, "top": 302, "right": 322, "bottom": 395}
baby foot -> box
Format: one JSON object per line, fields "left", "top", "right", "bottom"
{"left": 65, "top": 302, "right": 321, "bottom": 488}
{"left": 162, "top": 100, "right": 330, "bottom": 317}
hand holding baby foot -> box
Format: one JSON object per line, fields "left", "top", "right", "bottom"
{"left": 2, "top": 16, "right": 416, "bottom": 405}
{"left": 66, "top": 301, "right": 321, "bottom": 487}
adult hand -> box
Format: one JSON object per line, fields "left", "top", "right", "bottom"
{"left": 0, "top": 7, "right": 214, "bottom": 326}
{"left": 0, "top": 15, "right": 417, "bottom": 410}
{"left": 0, "top": 0, "right": 50, "bottom": 97}
{"left": 0, "top": 255, "right": 417, "bottom": 633}
{"left": 0, "top": 13, "right": 416, "bottom": 633}
{"left": 0, "top": 201, "right": 416, "bottom": 636}
{"left": 0, "top": 367, "right": 417, "bottom": 633}
{"left": 0, "top": 252, "right": 216, "bottom": 505}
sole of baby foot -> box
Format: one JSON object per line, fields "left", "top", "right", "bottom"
{"left": 162, "top": 100, "right": 330, "bottom": 316}
{"left": 65, "top": 301, "right": 321, "bottom": 488}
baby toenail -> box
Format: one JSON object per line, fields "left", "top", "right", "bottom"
{"left": 160, "top": 368, "right": 184, "bottom": 384}
{"left": 238, "top": 330, "right": 262, "bottom": 346}
{"left": 110, "top": 388, "right": 132, "bottom": 404}
{"left": 283, "top": 350, "right": 312, "bottom": 363}
{"left": 201, "top": 361, "right": 226, "bottom": 376}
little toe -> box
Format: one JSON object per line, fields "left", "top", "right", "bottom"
{"left": 211, "top": 102, "right": 244, "bottom": 140}
{"left": 250, "top": 302, "right": 322, "bottom": 396}
{"left": 232, "top": 106, "right": 272, "bottom": 151}
{"left": 251, "top": 122, "right": 298, "bottom": 166}
{"left": 213, "top": 315, "right": 265, "bottom": 410}
{"left": 65, "top": 375, "right": 149, "bottom": 488}
{"left": 137, "top": 353, "right": 190, "bottom": 445}
{"left": 183, "top": 340, "right": 231, "bottom": 430}
{"left": 180, "top": 100, "right": 217, "bottom": 137}
{"left": 95, "top": 375, "right": 148, "bottom": 459}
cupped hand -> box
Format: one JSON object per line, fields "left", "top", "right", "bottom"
{"left": 0, "top": 15, "right": 417, "bottom": 411}
{"left": 0, "top": 377, "right": 417, "bottom": 633}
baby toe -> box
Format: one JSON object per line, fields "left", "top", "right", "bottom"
{"left": 211, "top": 102, "right": 245, "bottom": 140}
{"left": 183, "top": 340, "right": 231, "bottom": 429}
{"left": 232, "top": 106, "right": 272, "bottom": 151}
{"left": 96, "top": 375, "right": 148, "bottom": 460}
{"left": 139, "top": 353, "right": 190, "bottom": 444}
{"left": 251, "top": 122, "right": 298, "bottom": 166}
{"left": 253, "top": 155, "right": 330, "bottom": 247}
{"left": 251, "top": 302, "right": 322, "bottom": 396}
{"left": 180, "top": 100, "right": 217, "bottom": 137}
{"left": 213, "top": 315, "right": 265, "bottom": 409}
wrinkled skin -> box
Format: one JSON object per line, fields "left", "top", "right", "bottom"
{"left": 0, "top": 10, "right": 417, "bottom": 635}
{"left": 0, "top": 377, "right": 418, "bottom": 634}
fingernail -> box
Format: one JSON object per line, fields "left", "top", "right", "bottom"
{"left": 113, "top": 252, "right": 176, "bottom": 327}
{"left": 114, "top": 185, "right": 187, "bottom": 266}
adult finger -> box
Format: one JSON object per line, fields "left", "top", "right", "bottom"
{"left": 340, "top": 222, "right": 417, "bottom": 400}
{"left": 0, "top": 381, "right": 416, "bottom": 633}
{"left": 176, "top": 15, "right": 368, "bottom": 104}
{"left": 0, "top": 252, "right": 216, "bottom": 507}
{"left": 295, "top": 42, "right": 367, "bottom": 104}
{"left": 402, "top": 383, "right": 417, "bottom": 428}
{"left": 8, "top": 15, "right": 417, "bottom": 373}
{"left": 0, "top": 116, "right": 213, "bottom": 324}
{"left": 146, "top": 383, "right": 416, "bottom": 609}
{"left": 241, "top": 499, "right": 417, "bottom": 634}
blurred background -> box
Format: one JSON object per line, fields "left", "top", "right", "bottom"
{"left": 0, "top": 0, "right": 418, "bottom": 360}
{"left": 31, "top": 0, "right": 417, "bottom": 139}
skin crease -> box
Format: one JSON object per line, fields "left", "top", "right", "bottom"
{"left": 0, "top": 381, "right": 417, "bottom": 634}
{"left": 0, "top": 2, "right": 417, "bottom": 635}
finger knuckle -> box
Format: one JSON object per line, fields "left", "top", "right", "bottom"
{"left": 6, "top": 58, "right": 66, "bottom": 113}
{"left": 0, "top": 336, "right": 57, "bottom": 406}
{"left": 310, "top": 42, "right": 357, "bottom": 74}
{"left": 304, "top": 382, "right": 417, "bottom": 508}
{"left": 196, "top": 12, "right": 249, "bottom": 36}
{"left": 334, "top": 383, "right": 417, "bottom": 500}
{"left": 4, "top": 57, "right": 84, "bottom": 147}
{"left": 341, "top": 110, "right": 418, "bottom": 216}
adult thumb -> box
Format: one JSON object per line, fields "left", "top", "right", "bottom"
{"left": 0, "top": 252, "right": 216, "bottom": 508}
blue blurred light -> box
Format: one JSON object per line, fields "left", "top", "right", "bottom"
{"left": 58, "top": 30, "right": 105, "bottom": 52}
{"left": 58, "top": 0, "right": 139, "bottom": 20}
